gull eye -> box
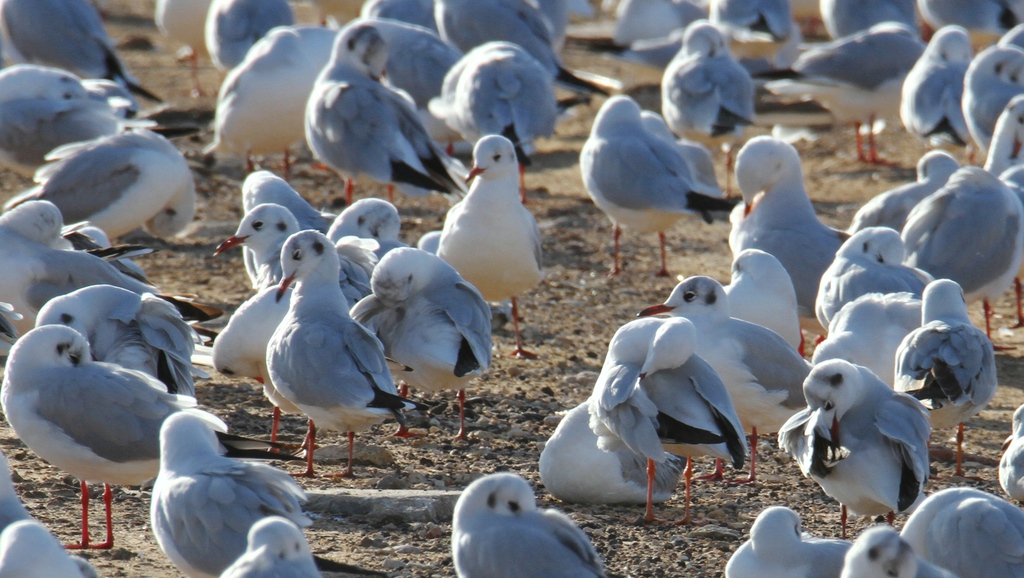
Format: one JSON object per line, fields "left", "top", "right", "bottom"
{"left": 292, "top": 249, "right": 302, "bottom": 261}
{"left": 683, "top": 291, "right": 697, "bottom": 302}
{"left": 492, "top": 153, "right": 501, "bottom": 161}
{"left": 357, "top": 216, "right": 366, "bottom": 226}
{"left": 63, "top": 92, "right": 73, "bottom": 99}
{"left": 253, "top": 221, "right": 264, "bottom": 231}
{"left": 276, "top": 222, "right": 287, "bottom": 231}
{"left": 508, "top": 500, "right": 520, "bottom": 513}
{"left": 486, "top": 493, "right": 496, "bottom": 508}
{"left": 60, "top": 313, "right": 73, "bottom": 324}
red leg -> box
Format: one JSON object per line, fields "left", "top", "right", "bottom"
{"left": 1012, "top": 278, "right": 1024, "bottom": 328}
{"left": 519, "top": 164, "right": 527, "bottom": 204}
{"left": 345, "top": 178, "right": 354, "bottom": 206}
{"left": 387, "top": 184, "right": 394, "bottom": 203}
{"left": 984, "top": 299, "right": 1016, "bottom": 350}
{"left": 887, "top": 511, "right": 895, "bottom": 526}
{"left": 952, "top": 422, "right": 984, "bottom": 480}
{"left": 798, "top": 331, "right": 805, "bottom": 357}
{"left": 270, "top": 406, "right": 281, "bottom": 443}
{"left": 508, "top": 297, "right": 538, "bottom": 359}
{"left": 67, "top": 481, "right": 91, "bottom": 549}
{"left": 93, "top": 484, "right": 114, "bottom": 549}
{"left": 446, "top": 142, "right": 454, "bottom": 156}
{"left": 642, "top": 458, "right": 706, "bottom": 526}
{"left": 727, "top": 428, "right": 758, "bottom": 485}
{"left": 655, "top": 232, "right": 670, "bottom": 277}
{"left": 841, "top": 504, "right": 848, "bottom": 540}
{"left": 643, "top": 458, "right": 657, "bottom": 524}
{"left": 855, "top": 123, "right": 867, "bottom": 162}
{"left": 695, "top": 458, "right": 725, "bottom": 482}
{"left": 865, "top": 116, "right": 897, "bottom": 166}
{"left": 291, "top": 420, "right": 317, "bottom": 478}
{"left": 342, "top": 431, "right": 355, "bottom": 478}
{"left": 245, "top": 153, "right": 254, "bottom": 174}
{"left": 609, "top": 225, "right": 622, "bottom": 277}
{"left": 453, "top": 388, "right": 468, "bottom": 440}
{"left": 393, "top": 385, "right": 423, "bottom": 438}
{"left": 282, "top": 149, "right": 291, "bottom": 181}
{"left": 723, "top": 143, "right": 734, "bottom": 198}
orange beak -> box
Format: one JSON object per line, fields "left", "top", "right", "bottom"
{"left": 1004, "top": 434, "right": 1014, "bottom": 452}
{"left": 1014, "top": 137, "right": 1022, "bottom": 159}
{"left": 465, "top": 166, "right": 484, "bottom": 184}
{"left": 743, "top": 191, "right": 765, "bottom": 217}
{"left": 214, "top": 235, "right": 248, "bottom": 256}
{"left": 276, "top": 274, "right": 295, "bottom": 302}
{"left": 637, "top": 303, "right": 675, "bottom": 317}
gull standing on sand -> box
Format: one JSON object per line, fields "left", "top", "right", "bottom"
{"left": 151, "top": 412, "right": 310, "bottom": 578}
{"left": 901, "top": 26, "right": 972, "bottom": 148}
{"left": 0, "top": 64, "right": 151, "bottom": 176}
{"left": 5, "top": 129, "right": 197, "bottom": 239}
{"left": 765, "top": 23, "right": 924, "bottom": 164}
{"left": 894, "top": 279, "right": 997, "bottom": 478}
{"left": 841, "top": 526, "right": 959, "bottom": 578}
{"left": 919, "top": 0, "right": 1024, "bottom": 46}
{"left": 589, "top": 317, "right": 747, "bottom": 524}
{"left": 204, "top": 0, "right": 294, "bottom": 72}
{"left": 812, "top": 292, "right": 922, "bottom": 387}
{"left": 723, "top": 249, "right": 801, "bottom": 350}
{"left": 206, "top": 25, "right": 336, "bottom": 177}
{"left": 902, "top": 167, "right": 1024, "bottom": 339}
{"left": 638, "top": 276, "right": 808, "bottom": 483}
{"left": 848, "top": 151, "right": 960, "bottom": 234}
{"left": 0, "top": 520, "right": 99, "bottom": 578}
{"left": 778, "top": 359, "right": 931, "bottom": 538}
{"left": 327, "top": 198, "right": 406, "bottom": 257}
{"left": 35, "top": 285, "right": 202, "bottom": 397}
{"left": 640, "top": 110, "right": 723, "bottom": 199}
{"left": 305, "top": 22, "right": 466, "bottom": 204}
{"left": 155, "top": 0, "right": 213, "bottom": 94}
{"left": 581, "top": 96, "right": 734, "bottom": 277}
{"left": 1000, "top": 404, "right": 1024, "bottom": 501}
{"left": 729, "top": 136, "right": 849, "bottom": 325}
{"left": 452, "top": 472, "right": 606, "bottom": 578}
{"left": 267, "top": 230, "right": 415, "bottom": 477}
{"left": 901, "top": 487, "right": 1024, "bottom": 578}
{"left": 725, "top": 506, "right": 850, "bottom": 578}
{"left": 815, "top": 227, "right": 932, "bottom": 330}
{"left": 820, "top": 0, "right": 917, "bottom": 39}
{"left": 438, "top": 135, "right": 543, "bottom": 358}
{"left": 0, "top": 0, "right": 161, "bottom": 101}
{"left": 351, "top": 248, "right": 491, "bottom": 438}
{"left": 962, "top": 44, "right": 1024, "bottom": 153}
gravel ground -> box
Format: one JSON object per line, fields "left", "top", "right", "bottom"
{"left": 0, "top": 2, "right": 1022, "bottom": 577}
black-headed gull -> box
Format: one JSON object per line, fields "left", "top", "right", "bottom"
{"left": 639, "top": 276, "right": 808, "bottom": 483}
{"left": 437, "top": 135, "right": 543, "bottom": 358}
{"left": 350, "top": 247, "right": 491, "bottom": 438}
{"left": 1000, "top": 404, "right": 1024, "bottom": 501}
{"left": 900, "top": 487, "right": 1024, "bottom": 578}
{"left": 920, "top": 0, "right": 1024, "bottom": 46}
{"left": 452, "top": 472, "right": 605, "bottom": 577}
{"left": 327, "top": 198, "right": 406, "bottom": 257}
{"left": 266, "top": 230, "right": 415, "bottom": 477}
{"left": 963, "top": 44, "right": 1024, "bottom": 153}
{"left": 151, "top": 412, "right": 309, "bottom": 577}
{"left": 5, "top": 129, "right": 197, "bottom": 239}
{"left": 589, "top": 317, "right": 747, "bottom": 524}
{"left": 241, "top": 171, "right": 332, "bottom": 233}
{"left": 204, "top": 0, "right": 294, "bottom": 72}
{"left": 902, "top": 166, "right": 1024, "bottom": 340}
{"left": 216, "top": 202, "right": 302, "bottom": 289}
{"left": 0, "top": 0, "right": 161, "bottom": 101}
{"left": 778, "top": 359, "right": 931, "bottom": 538}
{"left": 724, "top": 249, "right": 801, "bottom": 351}
{"left": 841, "top": 525, "right": 958, "bottom": 578}
{"left": 848, "top": 150, "right": 960, "bottom": 234}
{"left": 361, "top": 0, "right": 438, "bottom": 32}
{"left": 709, "top": 0, "right": 796, "bottom": 63}
{"left": 580, "top": 95, "right": 734, "bottom": 277}
{"left": 900, "top": 25, "right": 972, "bottom": 148}
{"left": 0, "top": 520, "right": 98, "bottom": 577}
{"left": 725, "top": 506, "right": 850, "bottom": 578}
{"left": 815, "top": 227, "right": 932, "bottom": 330}
{"left": 821, "top": 0, "right": 917, "bottom": 39}
{"left": 539, "top": 401, "right": 684, "bottom": 505}
{"left": 894, "top": 279, "right": 997, "bottom": 478}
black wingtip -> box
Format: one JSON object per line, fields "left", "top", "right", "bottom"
{"left": 685, "top": 192, "right": 739, "bottom": 222}
{"left": 215, "top": 431, "right": 304, "bottom": 462}
{"left": 157, "top": 295, "right": 224, "bottom": 322}
{"left": 124, "top": 79, "right": 164, "bottom": 103}
{"left": 314, "top": 555, "right": 387, "bottom": 576}
{"left": 555, "top": 67, "right": 610, "bottom": 96}
{"left": 754, "top": 68, "right": 800, "bottom": 80}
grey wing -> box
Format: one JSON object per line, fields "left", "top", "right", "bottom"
{"left": 137, "top": 294, "right": 199, "bottom": 397}
{"left": 735, "top": 320, "right": 810, "bottom": 408}
{"left": 707, "top": 57, "right": 755, "bottom": 121}
{"left": 922, "top": 495, "right": 1024, "bottom": 577}
{"left": 1, "top": 0, "right": 110, "bottom": 77}
{"left": 777, "top": 408, "right": 812, "bottom": 472}
{"left": 894, "top": 322, "right": 997, "bottom": 407}
{"left": 583, "top": 136, "right": 695, "bottom": 212}
{"left": 795, "top": 32, "right": 923, "bottom": 90}
{"left": 377, "top": 23, "right": 460, "bottom": 107}
{"left": 875, "top": 392, "right": 931, "bottom": 491}
{"left": 591, "top": 361, "right": 664, "bottom": 459}
{"left": 906, "top": 64, "right": 968, "bottom": 139}
{"left": 537, "top": 510, "right": 605, "bottom": 577}
{"left": 0, "top": 100, "right": 117, "bottom": 170}
{"left": 33, "top": 364, "right": 183, "bottom": 463}
{"left": 432, "top": 280, "right": 493, "bottom": 371}
{"left": 28, "top": 140, "right": 142, "bottom": 224}
{"left": 618, "top": 450, "right": 683, "bottom": 498}
{"left": 349, "top": 294, "right": 386, "bottom": 328}
{"left": 456, "top": 515, "right": 603, "bottom": 578}
{"left": 308, "top": 81, "right": 394, "bottom": 181}
{"left": 26, "top": 249, "right": 153, "bottom": 312}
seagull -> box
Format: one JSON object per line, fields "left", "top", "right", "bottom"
{"left": 216, "top": 202, "right": 302, "bottom": 289}
{"left": 1001, "top": 404, "right": 1024, "bottom": 501}
{"left": 901, "top": 487, "right": 1024, "bottom": 578}
{"left": 35, "top": 284, "right": 202, "bottom": 397}
{"left": 841, "top": 525, "right": 959, "bottom": 578}
{"left": 610, "top": 0, "right": 705, "bottom": 47}
{"left": 305, "top": 21, "right": 466, "bottom": 204}
{"left": 0, "top": 452, "right": 31, "bottom": 533}
{"left": 765, "top": 23, "right": 924, "bottom": 164}
{"left": 812, "top": 292, "right": 922, "bottom": 387}
{"left": 962, "top": 44, "right": 1024, "bottom": 154}
{"left": 206, "top": 25, "right": 336, "bottom": 178}
{"left": 241, "top": 171, "right": 332, "bottom": 234}
{"left": 894, "top": 279, "right": 997, "bottom": 478}
{"left": 589, "top": 317, "right": 747, "bottom": 524}
{"left": 901, "top": 166, "right": 1024, "bottom": 341}
{"left": 364, "top": 17, "right": 461, "bottom": 110}
{"left": 326, "top": 198, "right": 406, "bottom": 257}
{"left": 361, "top": 0, "right": 438, "bottom": 32}
{"left": 0, "top": 303, "right": 21, "bottom": 356}
{"left": 151, "top": 412, "right": 310, "bottom": 577}
{"left": 203, "top": 0, "right": 294, "bottom": 72}
{"left": 709, "top": 0, "right": 796, "bottom": 63}
{"left": 640, "top": 110, "right": 723, "bottom": 199}
{"left": 438, "top": 135, "right": 543, "bottom": 358}
{"left": 350, "top": 247, "right": 492, "bottom": 438}
{"left": 847, "top": 151, "right": 960, "bottom": 234}
{"left": 725, "top": 506, "right": 850, "bottom": 578}
{"left": 0, "top": 520, "right": 99, "bottom": 577}
{"left": 815, "top": 227, "right": 932, "bottom": 330}
{"left": 638, "top": 276, "right": 808, "bottom": 483}
{"left": 452, "top": 472, "right": 606, "bottom": 577}
{"left": 729, "top": 136, "right": 849, "bottom": 326}
{"left": 920, "top": 0, "right": 1024, "bottom": 46}
{"left": 985, "top": 93, "right": 1024, "bottom": 177}
{"left": 0, "top": 0, "right": 161, "bottom": 101}
{"left": 0, "top": 64, "right": 151, "bottom": 176}
{"left": 661, "top": 21, "right": 754, "bottom": 144}
{"left": 900, "top": 25, "right": 972, "bottom": 148}
{"left": 580, "top": 95, "right": 735, "bottom": 277}
{"left": 723, "top": 249, "right": 801, "bottom": 351}
{"left": 155, "top": 0, "right": 213, "bottom": 94}
{"left": 820, "top": 0, "right": 917, "bottom": 39}
{"left": 539, "top": 401, "right": 684, "bottom": 505}
{"left": 5, "top": 129, "right": 197, "bottom": 239}
{"left": 266, "top": 230, "right": 415, "bottom": 477}
{"left": 778, "top": 359, "right": 931, "bottom": 538}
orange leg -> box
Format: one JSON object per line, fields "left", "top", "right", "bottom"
{"left": 645, "top": 457, "right": 705, "bottom": 525}
{"left": 609, "top": 225, "right": 622, "bottom": 277}
{"left": 695, "top": 458, "right": 725, "bottom": 482}
{"left": 345, "top": 178, "right": 354, "bottom": 206}
{"left": 291, "top": 420, "right": 317, "bottom": 478}
{"left": 453, "top": 389, "right": 467, "bottom": 440}
{"left": 655, "top": 232, "right": 670, "bottom": 277}
{"left": 726, "top": 428, "right": 758, "bottom": 485}
{"left": 67, "top": 483, "right": 114, "bottom": 549}
{"left": 841, "top": 504, "right": 848, "bottom": 539}
{"left": 519, "top": 164, "right": 527, "bottom": 204}
{"left": 270, "top": 406, "right": 281, "bottom": 443}
{"left": 984, "top": 299, "right": 1015, "bottom": 350}
{"left": 508, "top": 297, "right": 538, "bottom": 359}
{"left": 1012, "top": 278, "right": 1024, "bottom": 328}
{"left": 387, "top": 184, "right": 394, "bottom": 203}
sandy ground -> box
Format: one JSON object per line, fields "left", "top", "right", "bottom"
{"left": 0, "top": 2, "right": 1022, "bottom": 577}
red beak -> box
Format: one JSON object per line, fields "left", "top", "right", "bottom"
{"left": 1014, "top": 138, "right": 1022, "bottom": 159}
{"left": 830, "top": 416, "right": 841, "bottom": 445}
{"left": 276, "top": 274, "right": 295, "bottom": 302}
{"left": 1004, "top": 434, "right": 1014, "bottom": 452}
{"left": 637, "top": 303, "right": 675, "bottom": 317}
{"left": 214, "top": 235, "right": 248, "bottom": 256}
{"left": 465, "top": 166, "right": 484, "bottom": 184}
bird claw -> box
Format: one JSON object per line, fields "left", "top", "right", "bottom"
{"left": 508, "top": 347, "right": 538, "bottom": 359}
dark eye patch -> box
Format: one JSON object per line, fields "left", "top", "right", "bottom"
{"left": 60, "top": 313, "right": 73, "bottom": 324}
{"left": 312, "top": 241, "right": 324, "bottom": 255}
{"left": 705, "top": 292, "right": 716, "bottom": 305}
{"left": 828, "top": 373, "right": 843, "bottom": 387}
{"left": 508, "top": 500, "right": 520, "bottom": 513}
{"left": 487, "top": 493, "right": 496, "bottom": 509}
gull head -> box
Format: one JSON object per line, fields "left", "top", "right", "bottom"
{"left": 749, "top": 506, "right": 804, "bottom": 552}
{"left": 454, "top": 473, "right": 537, "bottom": 527}
{"left": 242, "top": 517, "right": 313, "bottom": 565}
{"left": 371, "top": 247, "right": 441, "bottom": 306}
{"left": 35, "top": 285, "right": 136, "bottom": 342}
{"left": 735, "top": 136, "right": 803, "bottom": 206}
{"left": 916, "top": 150, "right": 958, "bottom": 183}
{"left": 7, "top": 325, "right": 90, "bottom": 377}
{"left": 242, "top": 171, "right": 303, "bottom": 212}
{"left": 591, "top": 95, "right": 643, "bottom": 138}
{"left": 842, "top": 526, "right": 917, "bottom": 578}
{"left": 730, "top": 249, "right": 787, "bottom": 286}
{"left": 638, "top": 276, "right": 730, "bottom": 319}
{"left": 838, "top": 227, "right": 906, "bottom": 265}
{"left": 329, "top": 198, "right": 401, "bottom": 242}
{"left": 920, "top": 278, "right": 969, "bottom": 325}
{"left": 0, "top": 200, "right": 65, "bottom": 247}
{"left": 158, "top": 411, "right": 221, "bottom": 472}
{"left": 467, "top": 135, "right": 519, "bottom": 183}
{"left": 216, "top": 203, "right": 298, "bottom": 258}
{"left": 333, "top": 21, "right": 389, "bottom": 80}
{"left": 991, "top": 94, "right": 1024, "bottom": 168}
{"left": 682, "top": 21, "right": 728, "bottom": 60}
{"left": 277, "top": 230, "right": 340, "bottom": 301}
{"left": 970, "top": 45, "right": 1024, "bottom": 87}
{"left": 802, "top": 360, "right": 867, "bottom": 444}
{"left": 640, "top": 318, "right": 697, "bottom": 378}
{"left": 926, "top": 25, "right": 972, "bottom": 64}
{"left": 0, "top": 64, "right": 88, "bottom": 104}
